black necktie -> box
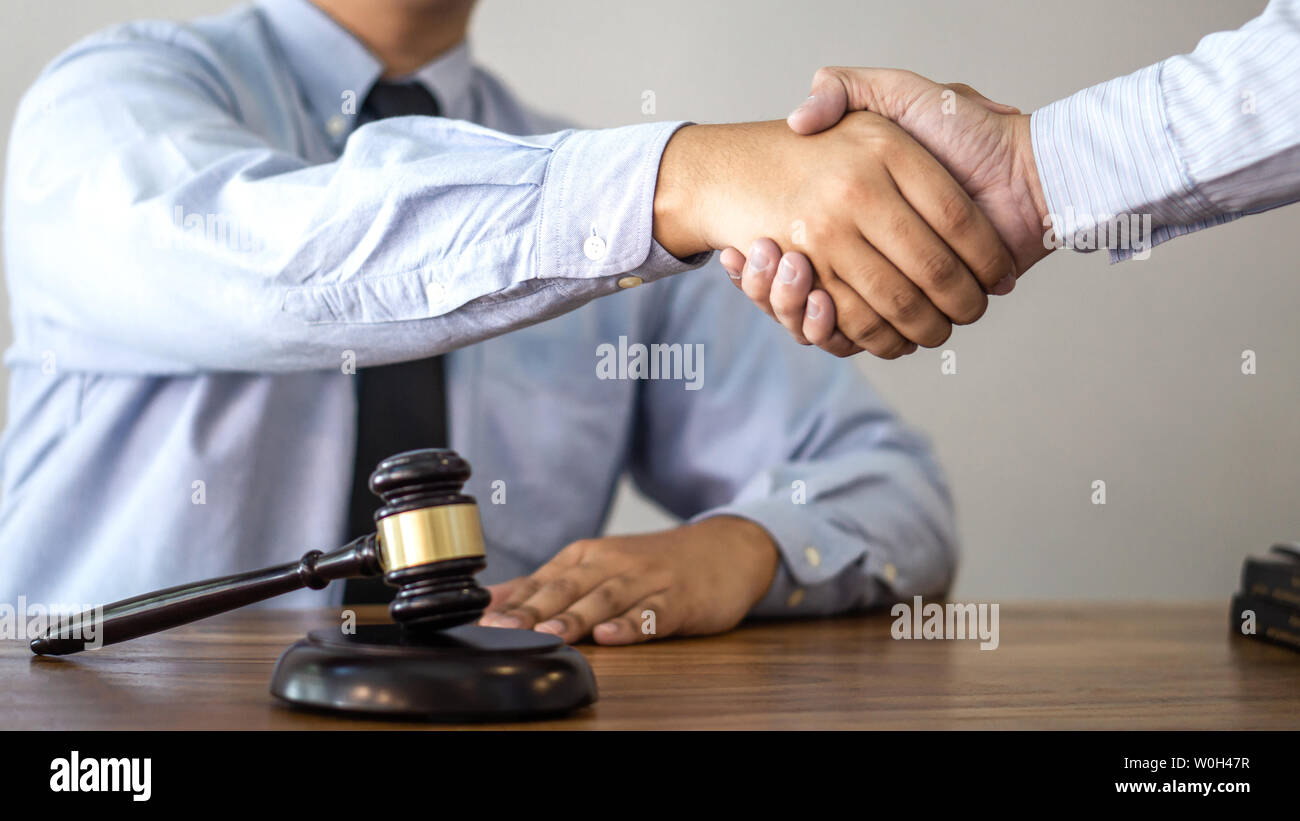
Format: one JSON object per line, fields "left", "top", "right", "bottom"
{"left": 343, "top": 82, "right": 446, "bottom": 605}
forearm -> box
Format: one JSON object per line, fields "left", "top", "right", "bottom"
{"left": 652, "top": 121, "right": 782, "bottom": 259}
{"left": 7, "top": 41, "right": 705, "bottom": 373}
{"left": 1031, "top": 0, "right": 1300, "bottom": 261}
{"left": 629, "top": 274, "right": 958, "bottom": 619}
{"left": 696, "top": 444, "right": 957, "bottom": 619}
{"left": 677, "top": 516, "right": 782, "bottom": 614}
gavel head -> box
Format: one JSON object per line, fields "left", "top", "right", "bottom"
{"left": 369, "top": 449, "right": 491, "bottom": 633}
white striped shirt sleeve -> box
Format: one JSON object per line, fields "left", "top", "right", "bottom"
{"left": 1030, "top": 0, "right": 1300, "bottom": 261}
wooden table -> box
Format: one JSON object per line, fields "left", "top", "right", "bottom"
{"left": 3, "top": 603, "right": 1297, "bottom": 730}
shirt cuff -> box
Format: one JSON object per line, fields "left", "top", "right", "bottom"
{"left": 691, "top": 497, "right": 882, "bottom": 619}
{"left": 538, "top": 121, "right": 708, "bottom": 284}
{"left": 1030, "top": 62, "right": 1233, "bottom": 263}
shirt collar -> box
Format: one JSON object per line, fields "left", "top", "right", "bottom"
{"left": 391, "top": 42, "right": 476, "bottom": 123}
{"left": 256, "top": 0, "right": 475, "bottom": 147}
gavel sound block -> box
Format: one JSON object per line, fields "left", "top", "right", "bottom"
{"left": 31, "top": 450, "right": 597, "bottom": 722}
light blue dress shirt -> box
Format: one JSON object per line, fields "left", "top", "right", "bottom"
{"left": 0, "top": 0, "right": 956, "bottom": 615}
{"left": 1032, "top": 0, "right": 1300, "bottom": 261}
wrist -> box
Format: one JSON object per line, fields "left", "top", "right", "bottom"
{"left": 690, "top": 515, "right": 779, "bottom": 597}
{"left": 652, "top": 124, "right": 723, "bottom": 258}
{"left": 1009, "top": 113, "right": 1054, "bottom": 268}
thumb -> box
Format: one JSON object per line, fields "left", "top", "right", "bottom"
{"left": 785, "top": 80, "right": 849, "bottom": 135}
{"left": 787, "top": 67, "right": 934, "bottom": 134}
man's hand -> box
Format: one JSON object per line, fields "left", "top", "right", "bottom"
{"left": 653, "top": 116, "right": 1016, "bottom": 358}
{"left": 723, "top": 68, "right": 1055, "bottom": 355}
{"left": 477, "top": 517, "right": 779, "bottom": 645}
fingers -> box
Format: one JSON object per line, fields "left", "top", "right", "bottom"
{"left": 787, "top": 67, "right": 1018, "bottom": 135}
{"left": 739, "top": 242, "right": 818, "bottom": 346}
{"left": 480, "top": 570, "right": 597, "bottom": 629}
{"left": 478, "top": 538, "right": 671, "bottom": 643}
{"left": 719, "top": 246, "right": 745, "bottom": 282}
{"left": 485, "top": 577, "right": 524, "bottom": 611}
{"left": 831, "top": 239, "right": 952, "bottom": 349}
{"left": 820, "top": 272, "right": 917, "bottom": 359}
{"left": 723, "top": 244, "right": 864, "bottom": 356}
{"left": 787, "top": 87, "right": 850, "bottom": 135}
{"left": 883, "top": 133, "right": 1017, "bottom": 294}
{"left": 592, "top": 596, "right": 674, "bottom": 646}
{"left": 738, "top": 238, "right": 782, "bottom": 321}
{"left": 801, "top": 288, "right": 835, "bottom": 346}
{"left": 856, "top": 188, "right": 988, "bottom": 327}
{"left": 803, "top": 291, "right": 863, "bottom": 357}
{"left": 771, "top": 253, "right": 863, "bottom": 356}
{"left": 768, "top": 252, "right": 813, "bottom": 344}
{"left": 478, "top": 545, "right": 593, "bottom": 630}
{"left": 534, "top": 576, "right": 655, "bottom": 643}
{"left": 786, "top": 66, "right": 856, "bottom": 134}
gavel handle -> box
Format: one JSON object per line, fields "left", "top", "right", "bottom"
{"left": 30, "top": 534, "right": 383, "bottom": 656}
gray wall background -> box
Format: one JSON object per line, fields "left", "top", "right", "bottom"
{"left": 2, "top": 0, "right": 1294, "bottom": 599}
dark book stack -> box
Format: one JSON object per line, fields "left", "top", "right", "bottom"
{"left": 1230, "top": 543, "right": 1300, "bottom": 653}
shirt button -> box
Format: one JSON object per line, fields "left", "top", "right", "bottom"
{"left": 787, "top": 589, "right": 805, "bottom": 608}
{"left": 326, "top": 115, "right": 347, "bottom": 137}
{"left": 803, "top": 546, "right": 821, "bottom": 567}
{"left": 584, "top": 234, "right": 607, "bottom": 261}
{"left": 425, "top": 280, "right": 445, "bottom": 307}
{"left": 616, "top": 276, "right": 643, "bottom": 289}
{"left": 883, "top": 563, "right": 898, "bottom": 584}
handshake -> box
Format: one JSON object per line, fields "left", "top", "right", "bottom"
{"left": 653, "top": 67, "right": 1055, "bottom": 359}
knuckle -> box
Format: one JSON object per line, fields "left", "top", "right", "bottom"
{"left": 840, "top": 307, "right": 889, "bottom": 344}
{"left": 508, "top": 603, "right": 542, "bottom": 624}
{"left": 813, "top": 65, "right": 847, "bottom": 86}
{"left": 887, "top": 340, "right": 915, "bottom": 358}
{"left": 862, "top": 116, "right": 905, "bottom": 151}
{"left": 952, "top": 294, "right": 988, "bottom": 326}
{"left": 557, "top": 611, "right": 587, "bottom": 633}
{"left": 799, "top": 217, "right": 834, "bottom": 249}
{"left": 740, "top": 275, "right": 770, "bottom": 303}
{"left": 772, "top": 301, "right": 798, "bottom": 324}
{"left": 827, "top": 173, "right": 864, "bottom": 206}
{"left": 922, "top": 321, "right": 953, "bottom": 348}
{"left": 884, "top": 210, "right": 912, "bottom": 241}
{"left": 507, "top": 579, "right": 541, "bottom": 604}
{"left": 769, "top": 273, "right": 797, "bottom": 300}
{"left": 862, "top": 128, "right": 896, "bottom": 160}
{"left": 639, "top": 596, "right": 669, "bottom": 622}
{"left": 595, "top": 578, "right": 624, "bottom": 606}
{"left": 889, "top": 288, "right": 927, "bottom": 323}
{"left": 974, "top": 248, "right": 1015, "bottom": 288}
{"left": 873, "top": 338, "right": 912, "bottom": 359}
{"left": 545, "top": 576, "right": 580, "bottom": 599}
{"left": 609, "top": 617, "right": 641, "bottom": 639}
{"left": 916, "top": 248, "right": 962, "bottom": 289}
{"left": 938, "top": 191, "right": 977, "bottom": 235}
{"left": 773, "top": 286, "right": 806, "bottom": 315}
{"left": 827, "top": 339, "right": 859, "bottom": 358}
{"left": 559, "top": 538, "right": 595, "bottom": 562}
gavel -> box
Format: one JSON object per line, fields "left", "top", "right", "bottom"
{"left": 31, "top": 449, "right": 492, "bottom": 655}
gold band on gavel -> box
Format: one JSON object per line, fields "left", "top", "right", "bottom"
{"left": 376, "top": 503, "right": 486, "bottom": 571}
